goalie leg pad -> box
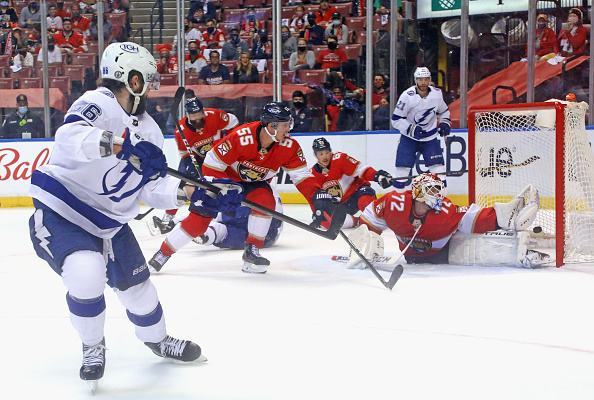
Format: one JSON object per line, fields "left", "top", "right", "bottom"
{"left": 494, "top": 184, "right": 540, "bottom": 230}
{"left": 346, "top": 225, "right": 385, "bottom": 269}
{"left": 448, "top": 230, "right": 532, "bottom": 268}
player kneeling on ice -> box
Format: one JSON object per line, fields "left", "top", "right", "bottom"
{"left": 149, "top": 102, "right": 332, "bottom": 274}
{"left": 309, "top": 137, "right": 393, "bottom": 229}
{"left": 346, "top": 173, "right": 551, "bottom": 269}
{"left": 27, "top": 42, "right": 243, "bottom": 392}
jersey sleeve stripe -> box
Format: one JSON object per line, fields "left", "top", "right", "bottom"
{"left": 62, "top": 114, "right": 92, "bottom": 127}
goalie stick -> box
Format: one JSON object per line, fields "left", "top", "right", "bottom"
{"left": 168, "top": 167, "right": 347, "bottom": 240}
{"left": 389, "top": 169, "right": 468, "bottom": 184}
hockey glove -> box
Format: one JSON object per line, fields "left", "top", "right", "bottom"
{"left": 180, "top": 156, "right": 202, "bottom": 178}
{"left": 116, "top": 129, "right": 167, "bottom": 179}
{"left": 310, "top": 189, "right": 336, "bottom": 228}
{"left": 438, "top": 122, "right": 451, "bottom": 137}
{"left": 374, "top": 169, "right": 393, "bottom": 189}
{"left": 406, "top": 123, "right": 424, "bottom": 138}
{"left": 190, "top": 178, "right": 244, "bottom": 214}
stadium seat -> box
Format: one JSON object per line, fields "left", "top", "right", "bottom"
{"left": 159, "top": 74, "right": 178, "bottom": 86}
{"left": 222, "top": 0, "right": 242, "bottom": 8}
{"left": 243, "top": 0, "right": 264, "bottom": 7}
{"left": 305, "top": 5, "right": 318, "bottom": 14}
{"left": 346, "top": 17, "right": 365, "bottom": 31}
{"left": 259, "top": 70, "right": 268, "bottom": 83}
{"left": 343, "top": 44, "right": 362, "bottom": 60}
{"left": 19, "top": 77, "right": 42, "bottom": 89}
{"left": 223, "top": 9, "right": 245, "bottom": 23}
{"left": 0, "top": 54, "right": 10, "bottom": 66}
{"left": 70, "top": 53, "right": 97, "bottom": 70}
{"left": 355, "top": 30, "right": 379, "bottom": 45}
{"left": 86, "top": 41, "right": 99, "bottom": 54}
{"left": 49, "top": 76, "right": 71, "bottom": 95}
{"left": 299, "top": 69, "right": 326, "bottom": 87}
{"left": 7, "top": 66, "right": 32, "bottom": 79}
{"left": 220, "top": 61, "right": 236, "bottom": 73}
{"left": 253, "top": 8, "right": 272, "bottom": 21}
{"left": 185, "top": 73, "right": 200, "bottom": 86}
{"left": 61, "top": 64, "right": 85, "bottom": 82}
{"left": 281, "top": 70, "right": 295, "bottom": 84}
{"left": 240, "top": 35, "right": 253, "bottom": 47}
{"left": 217, "top": 22, "right": 239, "bottom": 36}
{"left": 35, "top": 65, "right": 61, "bottom": 77}
{"left": 373, "top": 15, "right": 390, "bottom": 31}
{"left": 311, "top": 45, "right": 326, "bottom": 59}
{"left": 105, "top": 12, "right": 127, "bottom": 27}
{"left": 0, "top": 77, "right": 14, "bottom": 89}
{"left": 282, "top": 6, "right": 296, "bottom": 20}
{"left": 334, "top": 3, "right": 351, "bottom": 17}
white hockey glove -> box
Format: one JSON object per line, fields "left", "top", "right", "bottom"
{"left": 346, "top": 224, "right": 385, "bottom": 269}
{"left": 494, "top": 184, "right": 539, "bottom": 231}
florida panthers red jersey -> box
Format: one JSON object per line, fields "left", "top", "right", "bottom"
{"left": 175, "top": 108, "right": 237, "bottom": 160}
{"left": 310, "top": 152, "right": 376, "bottom": 203}
{"left": 360, "top": 191, "right": 498, "bottom": 259}
{"left": 202, "top": 121, "right": 320, "bottom": 199}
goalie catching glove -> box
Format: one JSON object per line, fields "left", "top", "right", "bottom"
{"left": 494, "top": 184, "right": 539, "bottom": 231}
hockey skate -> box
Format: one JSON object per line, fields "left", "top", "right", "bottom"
{"left": 147, "top": 215, "right": 175, "bottom": 236}
{"left": 145, "top": 335, "right": 207, "bottom": 362}
{"left": 521, "top": 249, "right": 553, "bottom": 268}
{"left": 80, "top": 338, "right": 106, "bottom": 394}
{"left": 148, "top": 250, "right": 170, "bottom": 272}
{"left": 242, "top": 243, "right": 269, "bottom": 273}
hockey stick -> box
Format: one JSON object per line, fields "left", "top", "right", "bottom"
{"left": 134, "top": 207, "right": 155, "bottom": 220}
{"left": 338, "top": 230, "right": 403, "bottom": 290}
{"left": 167, "top": 167, "right": 347, "bottom": 240}
{"left": 389, "top": 169, "right": 468, "bottom": 184}
{"left": 170, "top": 86, "right": 204, "bottom": 178}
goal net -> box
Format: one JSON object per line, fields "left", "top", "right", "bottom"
{"left": 469, "top": 101, "right": 594, "bottom": 266}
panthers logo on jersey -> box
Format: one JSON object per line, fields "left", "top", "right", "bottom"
{"left": 237, "top": 161, "right": 268, "bottom": 182}
{"left": 407, "top": 236, "right": 432, "bottom": 253}
{"left": 192, "top": 137, "right": 214, "bottom": 157}
{"left": 322, "top": 180, "right": 343, "bottom": 199}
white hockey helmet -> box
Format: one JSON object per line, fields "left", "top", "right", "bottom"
{"left": 412, "top": 173, "right": 446, "bottom": 211}
{"left": 414, "top": 67, "right": 431, "bottom": 81}
{"left": 100, "top": 42, "right": 159, "bottom": 111}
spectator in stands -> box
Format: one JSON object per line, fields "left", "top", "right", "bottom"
{"left": 188, "top": 0, "right": 215, "bottom": 23}
{"left": 88, "top": 12, "right": 116, "bottom": 43}
{"left": 156, "top": 42, "right": 178, "bottom": 73}
{"left": 558, "top": 8, "right": 587, "bottom": 57}
{"left": 526, "top": 14, "right": 557, "bottom": 60}
{"left": 289, "top": 37, "right": 315, "bottom": 73}
{"left": 373, "top": 97, "right": 391, "bottom": 130}
{"left": 198, "top": 50, "right": 231, "bottom": 85}
{"left": 233, "top": 52, "right": 259, "bottom": 84}
{"left": 55, "top": 1, "right": 71, "bottom": 20}
{"left": 326, "top": 85, "right": 343, "bottom": 131}
{"left": 106, "top": 0, "right": 129, "bottom": 14}
{"left": 203, "top": 18, "right": 225, "bottom": 49}
{"left": 240, "top": 7, "right": 262, "bottom": 37}
{"left": 70, "top": 4, "right": 90, "bottom": 36}
{"left": 20, "top": 1, "right": 42, "bottom": 29}
{"left": 37, "top": 36, "right": 62, "bottom": 65}
{"left": 184, "top": 39, "right": 207, "bottom": 74}
{"left": 324, "top": 12, "right": 348, "bottom": 45}
{"left": 341, "top": 73, "right": 388, "bottom": 108}
{"left": 192, "top": 8, "right": 206, "bottom": 24}
{"left": 174, "top": 17, "right": 206, "bottom": 52}
{"left": 27, "top": 23, "right": 42, "bottom": 53}
{"left": 251, "top": 29, "right": 272, "bottom": 60}
{"left": 281, "top": 25, "right": 297, "bottom": 58}
{"left": 316, "top": 0, "right": 337, "bottom": 28}
{"left": 54, "top": 17, "right": 88, "bottom": 54}
{"left": 290, "top": 4, "right": 307, "bottom": 35}
{"left": 12, "top": 45, "right": 34, "bottom": 67}
{"left": 81, "top": 0, "right": 96, "bottom": 14}
{"left": 315, "top": 34, "right": 347, "bottom": 74}
{"left": 222, "top": 26, "right": 249, "bottom": 61}
{"left": 47, "top": 4, "right": 63, "bottom": 29}
{"left": 0, "top": 94, "right": 44, "bottom": 139}
{"left": 1, "top": 24, "right": 25, "bottom": 56}
{"left": 304, "top": 13, "right": 325, "bottom": 46}
{"left": 290, "top": 90, "right": 313, "bottom": 133}
{"left": 0, "top": 1, "right": 19, "bottom": 29}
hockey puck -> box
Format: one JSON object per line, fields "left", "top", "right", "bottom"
{"left": 533, "top": 226, "right": 543, "bottom": 234}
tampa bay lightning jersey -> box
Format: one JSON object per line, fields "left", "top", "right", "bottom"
{"left": 391, "top": 85, "right": 450, "bottom": 142}
{"left": 29, "top": 87, "right": 182, "bottom": 239}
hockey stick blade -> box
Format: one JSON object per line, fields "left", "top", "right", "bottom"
{"left": 134, "top": 207, "right": 154, "bottom": 220}
{"left": 168, "top": 168, "right": 345, "bottom": 240}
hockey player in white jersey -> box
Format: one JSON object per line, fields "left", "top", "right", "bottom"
{"left": 27, "top": 42, "right": 243, "bottom": 391}
{"left": 391, "top": 67, "right": 451, "bottom": 188}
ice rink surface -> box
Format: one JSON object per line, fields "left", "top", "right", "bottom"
{"left": 2, "top": 205, "right": 594, "bottom": 400}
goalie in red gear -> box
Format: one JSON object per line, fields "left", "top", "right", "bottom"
{"left": 309, "top": 137, "right": 393, "bottom": 229}
{"left": 149, "top": 102, "right": 332, "bottom": 274}
{"left": 356, "top": 173, "right": 548, "bottom": 267}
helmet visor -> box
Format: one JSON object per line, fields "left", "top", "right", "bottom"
{"left": 148, "top": 71, "right": 160, "bottom": 91}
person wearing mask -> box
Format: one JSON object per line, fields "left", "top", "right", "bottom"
{"left": 37, "top": 36, "right": 62, "bottom": 65}
{"left": 240, "top": 7, "right": 261, "bottom": 37}
{"left": 2, "top": 24, "right": 25, "bottom": 56}
{"left": 290, "top": 90, "right": 313, "bottom": 133}
{"left": 251, "top": 29, "right": 272, "bottom": 60}
{"left": 314, "top": 34, "right": 347, "bottom": 74}
{"left": 290, "top": 4, "right": 307, "bottom": 34}
{"left": 1, "top": 94, "right": 44, "bottom": 139}
{"left": 87, "top": 12, "right": 116, "bottom": 43}
{"left": 12, "top": 45, "right": 34, "bottom": 67}
{"left": 184, "top": 39, "right": 207, "bottom": 74}
{"left": 55, "top": 1, "right": 71, "bottom": 20}
{"left": 324, "top": 12, "right": 348, "bottom": 45}
{"left": 70, "top": 3, "right": 90, "bottom": 36}
{"left": 281, "top": 25, "right": 297, "bottom": 58}
{"left": 54, "top": 18, "right": 88, "bottom": 53}
{"left": 0, "top": 0, "right": 19, "bottom": 29}
{"left": 202, "top": 18, "right": 225, "bottom": 49}
{"left": 304, "top": 13, "right": 325, "bottom": 46}
{"left": 558, "top": 8, "right": 587, "bottom": 57}
{"left": 342, "top": 73, "right": 388, "bottom": 108}
{"left": 373, "top": 97, "right": 391, "bottom": 130}
{"left": 198, "top": 50, "right": 231, "bottom": 85}
{"left": 155, "top": 42, "right": 178, "bottom": 74}
{"left": 19, "top": 1, "right": 42, "bottom": 29}
{"left": 524, "top": 14, "right": 557, "bottom": 61}
{"left": 173, "top": 17, "right": 205, "bottom": 53}
{"left": 289, "top": 37, "right": 315, "bottom": 74}
{"left": 233, "top": 51, "right": 259, "bottom": 84}
{"left": 221, "top": 26, "right": 249, "bottom": 61}
{"left": 47, "top": 5, "right": 63, "bottom": 30}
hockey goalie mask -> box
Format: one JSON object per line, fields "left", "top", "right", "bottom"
{"left": 412, "top": 173, "right": 445, "bottom": 211}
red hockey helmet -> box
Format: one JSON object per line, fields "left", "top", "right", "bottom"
{"left": 411, "top": 173, "right": 445, "bottom": 211}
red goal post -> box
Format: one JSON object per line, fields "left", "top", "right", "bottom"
{"left": 468, "top": 101, "right": 594, "bottom": 267}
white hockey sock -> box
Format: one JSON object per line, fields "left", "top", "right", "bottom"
{"left": 115, "top": 280, "right": 166, "bottom": 343}
{"left": 165, "top": 225, "right": 195, "bottom": 252}
{"left": 248, "top": 214, "right": 272, "bottom": 242}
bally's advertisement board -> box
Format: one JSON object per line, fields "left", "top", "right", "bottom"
{"left": 1, "top": 129, "right": 593, "bottom": 207}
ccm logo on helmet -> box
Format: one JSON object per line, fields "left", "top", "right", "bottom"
{"left": 119, "top": 43, "right": 139, "bottom": 53}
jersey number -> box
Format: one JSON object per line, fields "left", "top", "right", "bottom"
{"left": 237, "top": 127, "right": 253, "bottom": 146}
{"left": 82, "top": 104, "right": 102, "bottom": 122}
{"left": 395, "top": 101, "right": 405, "bottom": 111}
{"left": 390, "top": 194, "right": 405, "bottom": 212}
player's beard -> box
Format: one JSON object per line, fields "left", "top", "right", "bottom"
{"left": 129, "top": 93, "right": 148, "bottom": 115}
{"left": 191, "top": 118, "right": 205, "bottom": 130}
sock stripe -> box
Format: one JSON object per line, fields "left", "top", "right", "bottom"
{"left": 66, "top": 293, "right": 106, "bottom": 318}
{"left": 126, "top": 302, "right": 163, "bottom": 327}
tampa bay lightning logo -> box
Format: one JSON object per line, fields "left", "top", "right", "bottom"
{"left": 98, "top": 163, "right": 145, "bottom": 202}
{"left": 413, "top": 108, "right": 435, "bottom": 128}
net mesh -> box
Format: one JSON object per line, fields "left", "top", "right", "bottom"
{"left": 473, "top": 101, "right": 594, "bottom": 263}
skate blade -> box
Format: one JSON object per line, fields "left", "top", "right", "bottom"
{"left": 146, "top": 219, "right": 161, "bottom": 236}
{"left": 242, "top": 262, "right": 267, "bottom": 274}
{"left": 87, "top": 380, "right": 98, "bottom": 394}
{"left": 197, "top": 353, "right": 208, "bottom": 362}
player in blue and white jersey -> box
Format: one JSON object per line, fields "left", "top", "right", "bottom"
{"left": 391, "top": 66, "right": 451, "bottom": 188}
{"left": 27, "top": 42, "right": 243, "bottom": 390}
